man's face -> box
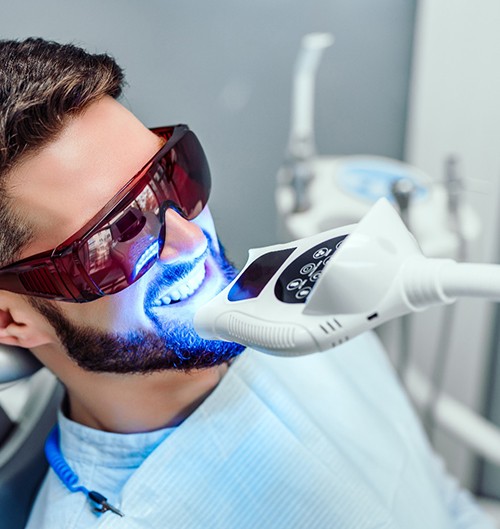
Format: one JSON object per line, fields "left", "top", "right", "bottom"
{"left": 8, "top": 96, "right": 244, "bottom": 372}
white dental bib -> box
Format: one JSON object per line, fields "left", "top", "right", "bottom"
{"left": 27, "top": 333, "right": 494, "bottom": 529}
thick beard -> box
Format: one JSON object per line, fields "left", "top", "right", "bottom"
{"left": 29, "top": 238, "right": 245, "bottom": 373}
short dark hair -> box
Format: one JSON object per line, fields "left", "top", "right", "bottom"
{"left": 0, "top": 37, "right": 125, "bottom": 266}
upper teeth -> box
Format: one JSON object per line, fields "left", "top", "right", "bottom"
{"left": 152, "top": 260, "right": 206, "bottom": 307}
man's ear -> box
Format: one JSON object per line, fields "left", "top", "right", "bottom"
{"left": 0, "top": 295, "right": 56, "bottom": 349}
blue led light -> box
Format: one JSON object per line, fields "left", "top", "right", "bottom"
{"left": 133, "top": 240, "right": 160, "bottom": 279}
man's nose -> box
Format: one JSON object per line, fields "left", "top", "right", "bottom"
{"left": 159, "top": 208, "right": 207, "bottom": 263}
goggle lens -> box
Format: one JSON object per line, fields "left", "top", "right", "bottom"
{"left": 0, "top": 125, "right": 211, "bottom": 302}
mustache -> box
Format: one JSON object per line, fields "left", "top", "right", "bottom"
{"left": 145, "top": 246, "right": 209, "bottom": 304}
{"left": 144, "top": 231, "right": 219, "bottom": 305}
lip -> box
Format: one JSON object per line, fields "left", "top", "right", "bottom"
{"left": 150, "top": 258, "right": 207, "bottom": 307}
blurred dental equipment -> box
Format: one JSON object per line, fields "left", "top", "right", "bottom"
{"left": 274, "top": 32, "right": 483, "bottom": 447}
{"left": 194, "top": 198, "right": 500, "bottom": 465}
{"left": 276, "top": 32, "right": 480, "bottom": 258}
{"left": 282, "top": 32, "right": 334, "bottom": 213}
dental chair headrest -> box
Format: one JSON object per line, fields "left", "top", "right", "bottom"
{"left": 0, "top": 346, "right": 42, "bottom": 384}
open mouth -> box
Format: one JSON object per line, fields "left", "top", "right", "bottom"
{"left": 150, "top": 259, "right": 207, "bottom": 307}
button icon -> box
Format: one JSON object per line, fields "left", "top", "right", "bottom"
{"left": 287, "top": 278, "right": 306, "bottom": 291}
{"left": 296, "top": 287, "right": 311, "bottom": 300}
{"left": 300, "top": 262, "right": 316, "bottom": 275}
{"left": 311, "top": 271, "right": 322, "bottom": 282}
{"left": 313, "top": 247, "right": 331, "bottom": 259}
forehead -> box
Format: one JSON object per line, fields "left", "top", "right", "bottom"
{"left": 8, "top": 97, "right": 160, "bottom": 258}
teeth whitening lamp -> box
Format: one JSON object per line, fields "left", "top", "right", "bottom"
{"left": 195, "top": 198, "right": 496, "bottom": 356}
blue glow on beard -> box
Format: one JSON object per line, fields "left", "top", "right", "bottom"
{"left": 142, "top": 247, "right": 209, "bottom": 312}
{"left": 33, "top": 232, "right": 245, "bottom": 373}
{"left": 135, "top": 231, "right": 245, "bottom": 370}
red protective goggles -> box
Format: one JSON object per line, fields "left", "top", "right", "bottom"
{"left": 0, "top": 125, "right": 211, "bottom": 302}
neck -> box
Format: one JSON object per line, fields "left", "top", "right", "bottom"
{"left": 65, "top": 363, "right": 228, "bottom": 433}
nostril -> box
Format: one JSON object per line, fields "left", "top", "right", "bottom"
{"left": 160, "top": 209, "right": 207, "bottom": 262}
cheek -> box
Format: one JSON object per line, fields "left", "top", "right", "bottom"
{"left": 56, "top": 281, "right": 153, "bottom": 334}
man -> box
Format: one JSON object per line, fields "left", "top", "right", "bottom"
{"left": 0, "top": 37, "right": 494, "bottom": 528}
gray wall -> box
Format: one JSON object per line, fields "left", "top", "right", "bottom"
{"left": 0, "top": 0, "right": 416, "bottom": 265}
